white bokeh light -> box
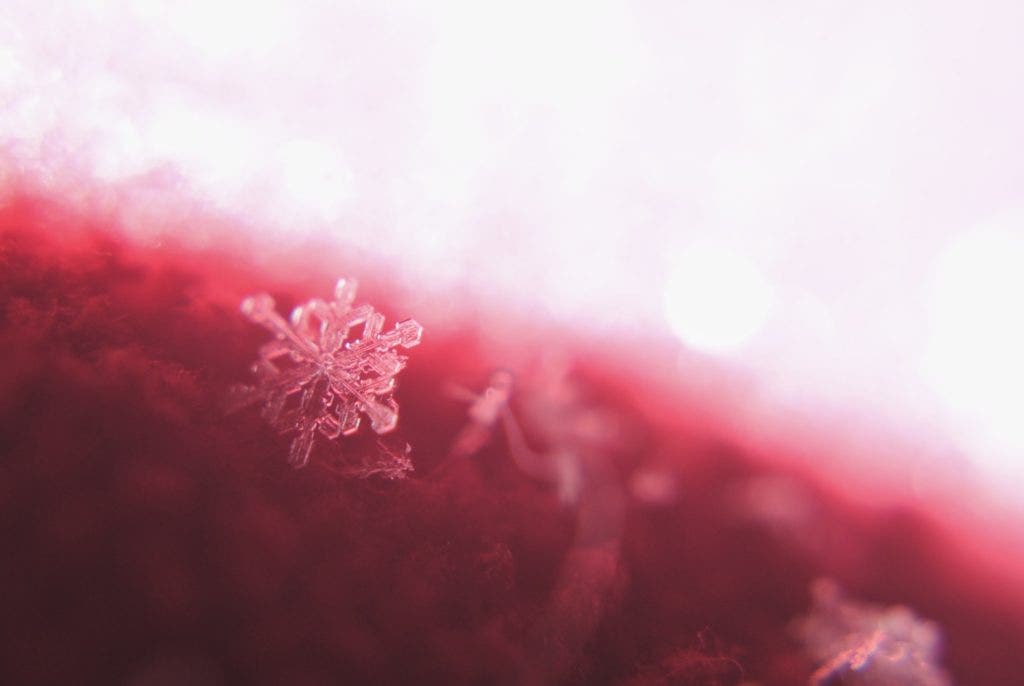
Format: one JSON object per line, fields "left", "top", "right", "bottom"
{"left": 280, "top": 139, "right": 355, "bottom": 222}
{"left": 923, "top": 217, "right": 1024, "bottom": 479}
{"left": 664, "top": 242, "right": 775, "bottom": 354}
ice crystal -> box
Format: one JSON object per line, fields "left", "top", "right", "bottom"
{"left": 228, "top": 278, "right": 422, "bottom": 468}
{"left": 626, "top": 629, "right": 745, "bottom": 686}
{"left": 341, "top": 441, "right": 415, "bottom": 480}
{"left": 795, "top": 579, "right": 952, "bottom": 686}
{"left": 447, "top": 370, "right": 514, "bottom": 457}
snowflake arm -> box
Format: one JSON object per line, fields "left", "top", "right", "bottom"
{"left": 229, "top": 278, "right": 422, "bottom": 468}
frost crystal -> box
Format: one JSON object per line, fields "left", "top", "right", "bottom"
{"left": 228, "top": 278, "right": 422, "bottom": 468}
{"left": 795, "top": 579, "right": 952, "bottom": 686}
{"left": 341, "top": 441, "right": 415, "bottom": 480}
{"left": 447, "top": 370, "right": 514, "bottom": 457}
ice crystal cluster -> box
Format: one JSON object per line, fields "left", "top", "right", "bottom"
{"left": 229, "top": 278, "right": 422, "bottom": 468}
{"left": 795, "top": 579, "right": 952, "bottom": 686}
{"left": 342, "top": 441, "right": 415, "bottom": 481}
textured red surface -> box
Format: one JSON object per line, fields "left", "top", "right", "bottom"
{"left": 2, "top": 192, "right": 1024, "bottom": 684}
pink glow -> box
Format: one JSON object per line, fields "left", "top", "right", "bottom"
{"left": 2, "top": 1, "right": 1024, "bottom": 516}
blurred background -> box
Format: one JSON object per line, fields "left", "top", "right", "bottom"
{"left": 2, "top": 1, "right": 1023, "bottom": 515}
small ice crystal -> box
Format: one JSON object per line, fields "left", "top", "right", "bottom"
{"left": 344, "top": 441, "right": 415, "bottom": 480}
{"left": 795, "top": 579, "right": 952, "bottom": 686}
{"left": 228, "top": 278, "right": 422, "bottom": 468}
{"left": 447, "top": 370, "right": 514, "bottom": 457}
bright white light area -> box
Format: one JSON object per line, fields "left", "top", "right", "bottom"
{"left": 132, "top": 1, "right": 295, "bottom": 62}
{"left": 923, "top": 217, "right": 1024, "bottom": 483}
{"left": 664, "top": 243, "right": 775, "bottom": 354}
{"left": 280, "top": 139, "right": 355, "bottom": 222}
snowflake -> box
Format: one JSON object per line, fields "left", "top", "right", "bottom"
{"left": 228, "top": 278, "right": 422, "bottom": 468}
{"left": 795, "top": 579, "right": 952, "bottom": 686}
{"left": 445, "top": 358, "right": 628, "bottom": 505}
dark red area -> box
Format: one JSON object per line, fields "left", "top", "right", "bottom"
{"left": 2, "top": 192, "right": 1024, "bottom": 685}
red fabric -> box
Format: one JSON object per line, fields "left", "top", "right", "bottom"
{"left": 2, "top": 193, "right": 1023, "bottom": 685}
